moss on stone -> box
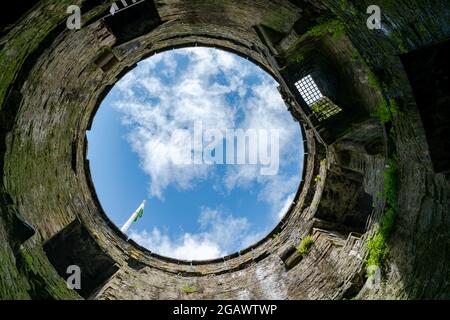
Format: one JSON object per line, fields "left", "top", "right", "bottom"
{"left": 181, "top": 284, "right": 197, "bottom": 294}
{"left": 367, "top": 71, "right": 381, "bottom": 90}
{"left": 18, "top": 248, "right": 34, "bottom": 273}
{"left": 296, "top": 236, "right": 313, "bottom": 255}
{"left": 341, "top": 0, "right": 358, "bottom": 17}
{"left": 289, "top": 51, "right": 305, "bottom": 63}
{"left": 0, "top": 0, "right": 75, "bottom": 109}
{"left": 375, "top": 98, "right": 401, "bottom": 124}
{"left": 16, "top": 246, "right": 82, "bottom": 300}
{"left": 365, "top": 68, "right": 402, "bottom": 124}
{"left": 314, "top": 175, "right": 321, "bottom": 184}
{"left": 351, "top": 49, "right": 361, "bottom": 63}
{"left": 365, "top": 156, "right": 398, "bottom": 275}
{"left": 388, "top": 30, "right": 408, "bottom": 53}
{"left": 303, "top": 19, "right": 346, "bottom": 40}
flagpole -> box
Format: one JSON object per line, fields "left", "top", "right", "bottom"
{"left": 120, "top": 200, "right": 146, "bottom": 234}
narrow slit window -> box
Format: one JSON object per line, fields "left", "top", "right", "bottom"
{"left": 295, "top": 75, "right": 342, "bottom": 122}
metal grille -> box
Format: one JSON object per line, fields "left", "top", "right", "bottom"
{"left": 294, "top": 75, "right": 323, "bottom": 105}
{"left": 295, "top": 75, "right": 342, "bottom": 122}
{"left": 310, "top": 97, "right": 342, "bottom": 122}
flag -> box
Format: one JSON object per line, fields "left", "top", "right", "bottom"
{"left": 121, "top": 200, "right": 146, "bottom": 233}
{"left": 109, "top": 3, "right": 119, "bottom": 15}
{"left": 133, "top": 206, "right": 144, "bottom": 222}
{"left": 109, "top": 0, "right": 140, "bottom": 16}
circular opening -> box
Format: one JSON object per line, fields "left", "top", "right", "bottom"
{"left": 87, "top": 47, "right": 304, "bottom": 261}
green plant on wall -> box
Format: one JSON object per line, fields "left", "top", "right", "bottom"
{"left": 337, "top": 0, "right": 358, "bottom": 16}
{"left": 303, "top": 19, "right": 346, "bottom": 41}
{"left": 18, "top": 248, "right": 34, "bottom": 274}
{"left": 366, "top": 71, "right": 402, "bottom": 124}
{"left": 290, "top": 51, "right": 305, "bottom": 64}
{"left": 297, "top": 236, "right": 314, "bottom": 255}
{"left": 367, "top": 71, "right": 381, "bottom": 90}
{"left": 363, "top": 61, "right": 401, "bottom": 275}
{"left": 375, "top": 98, "right": 401, "bottom": 124}
{"left": 388, "top": 31, "right": 407, "bottom": 53}
{"left": 181, "top": 284, "right": 197, "bottom": 294}
{"left": 365, "top": 156, "right": 398, "bottom": 275}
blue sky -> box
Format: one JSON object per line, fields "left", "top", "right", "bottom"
{"left": 87, "top": 47, "right": 303, "bottom": 260}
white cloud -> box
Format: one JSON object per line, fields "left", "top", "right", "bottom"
{"left": 113, "top": 48, "right": 249, "bottom": 199}
{"left": 130, "top": 228, "right": 222, "bottom": 261}
{"left": 129, "top": 207, "right": 264, "bottom": 260}
{"left": 276, "top": 192, "right": 296, "bottom": 219}
{"left": 111, "top": 48, "right": 302, "bottom": 259}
